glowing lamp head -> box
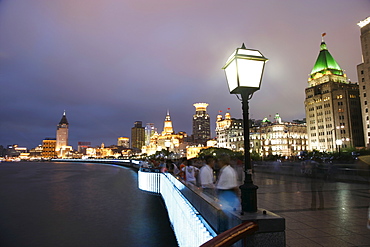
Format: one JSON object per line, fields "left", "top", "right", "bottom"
{"left": 222, "top": 43, "right": 268, "bottom": 94}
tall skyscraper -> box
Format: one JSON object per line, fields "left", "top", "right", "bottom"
{"left": 56, "top": 111, "right": 69, "bottom": 151}
{"left": 192, "top": 103, "right": 211, "bottom": 145}
{"left": 145, "top": 123, "right": 156, "bottom": 146}
{"left": 131, "top": 121, "right": 145, "bottom": 151}
{"left": 357, "top": 17, "right": 370, "bottom": 147}
{"left": 305, "top": 34, "right": 364, "bottom": 152}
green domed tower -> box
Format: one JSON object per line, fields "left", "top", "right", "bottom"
{"left": 308, "top": 34, "right": 348, "bottom": 87}
{"left": 305, "top": 34, "right": 364, "bottom": 152}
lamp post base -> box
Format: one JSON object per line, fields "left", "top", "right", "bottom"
{"left": 240, "top": 182, "right": 258, "bottom": 212}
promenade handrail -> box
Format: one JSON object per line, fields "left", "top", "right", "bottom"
{"left": 200, "top": 221, "right": 258, "bottom": 247}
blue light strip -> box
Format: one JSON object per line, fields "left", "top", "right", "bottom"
{"left": 138, "top": 170, "right": 216, "bottom": 247}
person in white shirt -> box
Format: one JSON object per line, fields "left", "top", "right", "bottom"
{"left": 216, "top": 154, "right": 239, "bottom": 209}
{"left": 199, "top": 156, "right": 215, "bottom": 196}
{"left": 182, "top": 159, "right": 199, "bottom": 185}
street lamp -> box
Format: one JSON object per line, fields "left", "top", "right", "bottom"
{"left": 336, "top": 139, "right": 343, "bottom": 155}
{"left": 222, "top": 43, "right": 268, "bottom": 212}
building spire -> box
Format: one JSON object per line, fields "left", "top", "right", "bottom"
{"left": 321, "top": 32, "right": 326, "bottom": 42}
{"left": 59, "top": 111, "right": 69, "bottom": 125}
{"left": 163, "top": 110, "right": 173, "bottom": 135}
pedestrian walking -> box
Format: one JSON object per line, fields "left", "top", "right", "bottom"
{"left": 216, "top": 154, "right": 239, "bottom": 209}
{"left": 199, "top": 156, "right": 216, "bottom": 196}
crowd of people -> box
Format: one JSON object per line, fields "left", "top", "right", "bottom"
{"left": 140, "top": 155, "right": 244, "bottom": 210}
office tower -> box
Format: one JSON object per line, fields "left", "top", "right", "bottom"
{"left": 56, "top": 111, "right": 69, "bottom": 151}
{"left": 357, "top": 17, "right": 370, "bottom": 147}
{"left": 117, "top": 137, "right": 129, "bottom": 148}
{"left": 145, "top": 123, "right": 156, "bottom": 146}
{"left": 131, "top": 121, "right": 145, "bottom": 151}
{"left": 305, "top": 35, "right": 364, "bottom": 152}
{"left": 192, "top": 103, "right": 211, "bottom": 145}
{"left": 42, "top": 138, "right": 56, "bottom": 159}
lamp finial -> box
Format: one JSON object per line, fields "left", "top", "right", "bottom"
{"left": 241, "top": 43, "right": 246, "bottom": 49}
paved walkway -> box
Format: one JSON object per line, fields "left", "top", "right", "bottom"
{"left": 253, "top": 172, "right": 370, "bottom": 246}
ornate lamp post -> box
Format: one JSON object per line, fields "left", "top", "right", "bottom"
{"left": 222, "top": 43, "right": 268, "bottom": 212}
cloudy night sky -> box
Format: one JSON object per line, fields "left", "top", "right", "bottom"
{"left": 0, "top": 0, "right": 369, "bottom": 149}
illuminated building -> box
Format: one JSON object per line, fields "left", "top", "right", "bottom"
{"left": 216, "top": 111, "right": 307, "bottom": 157}
{"left": 305, "top": 34, "right": 364, "bottom": 152}
{"left": 117, "top": 137, "right": 129, "bottom": 148}
{"left": 131, "top": 121, "right": 145, "bottom": 152}
{"left": 42, "top": 138, "right": 56, "bottom": 159}
{"left": 192, "top": 103, "right": 211, "bottom": 145}
{"left": 86, "top": 143, "right": 116, "bottom": 158}
{"left": 250, "top": 114, "right": 308, "bottom": 157}
{"left": 141, "top": 111, "right": 188, "bottom": 158}
{"left": 78, "top": 142, "right": 91, "bottom": 154}
{"left": 6, "top": 144, "right": 28, "bottom": 160}
{"left": 56, "top": 111, "right": 69, "bottom": 152}
{"left": 29, "top": 145, "right": 43, "bottom": 159}
{"left": 215, "top": 111, "right": 244, "bottom": 151}
{"left": 357, "top": 16, "right": 370, "bottom": 147}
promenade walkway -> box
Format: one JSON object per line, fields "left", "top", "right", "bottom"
{"left": 253, "top": 171, "right": 370, "bottom": 246}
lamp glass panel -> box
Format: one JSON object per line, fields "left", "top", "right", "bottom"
{"left": 237, "top": 49, "right": 262, "bottom": 57}
{"left": 237, "top": 59, "right": 264, "bottom": 88}
{"left": 225, "top": 59, "right": 238, "bottom": 92}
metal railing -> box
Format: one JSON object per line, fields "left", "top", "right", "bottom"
{"left": 138, "top": 168, "right": 217, "bottom": 247}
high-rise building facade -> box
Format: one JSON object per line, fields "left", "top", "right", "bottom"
{"left": 131, "top": 121, "right": 145, "bottom": 152}
{"left": 56, "top": 111, "right": 69, "bottom": 151}
{"left": 357, "top": 17, "right": 370, "bottom": 147}
{"left": 145, "top": 123, "right": 156, "bottom": 146}
{"left": 192, "top": 103, "right": 211, "bottom": 145}
{"left": 42, "top": 138, "right": 56, "bottom": 159}
{"left": 305, "top": 35, "right": 364, "bottom": 152}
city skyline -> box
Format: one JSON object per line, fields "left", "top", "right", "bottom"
{"left": 0, "top": 1, "right": 369, "bottom": 149}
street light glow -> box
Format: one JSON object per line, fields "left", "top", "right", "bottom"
{"left": 223, "top": 44, "right": 268, "bottom": 94}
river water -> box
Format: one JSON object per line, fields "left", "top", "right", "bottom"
{"left": 0, "top": 162, "right": 178, "bottom": 247}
